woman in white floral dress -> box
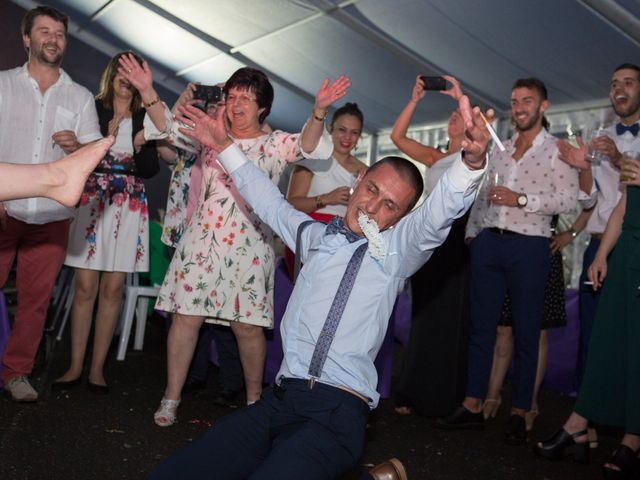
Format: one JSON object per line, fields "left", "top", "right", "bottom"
{"left": 120, "top": 56, "right": 351, "bottom": 425}
{"left": 54, "top": 52, "right": 159, "bottom": 393}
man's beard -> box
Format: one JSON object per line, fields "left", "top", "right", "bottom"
{"left": 612, "top": 94, "right": 640, "bottom": 119}
{"left": 34, "top": 44, "right": 64, "bottom": 67}
{"left": 513, "top": 110, "right": 541, "bottom": 132}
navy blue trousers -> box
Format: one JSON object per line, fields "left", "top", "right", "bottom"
{"left": 466, "top": 229, "right": 550, "bottom": 409}
{"left": 576, "top": 237, "right": 603, "bottom": 390}
{"left": 147, "top": 379, "right": 369, "bottom": 480}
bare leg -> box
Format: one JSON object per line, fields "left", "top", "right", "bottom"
{"left": 230, "top": 323, "right": 266, "bottom": 403}
{"left": 620, "top": 433, "right": 640, "bottom": 451}
{"left": 0, "top": 137, "right": 113, "bottom": 205}
{"left": 483, "top": 326, "right": 513, "bottom": 418}
{"left": 526, "top": 330, "right": 548, "bottom": 430}
{"left": 562, "top": 411, "right": 589, "bottom": 441}
{"left": 461, "top": 396, "right": 484, "bottom": 413}
{"left": 164, "top": 313, "right": 205, "bottom": 401}
{"left": 88, "top": 271, "right": 126, "bottom": 386}
{"left": 56, "top": 269, "right": 100, "bottom": 382}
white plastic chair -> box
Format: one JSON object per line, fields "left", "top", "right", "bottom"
{"left": 115, "top": 282, "right": 160, "bottom": 361}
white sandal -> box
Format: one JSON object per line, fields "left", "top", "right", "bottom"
{"left": 154, "top": 398, "right": 180, "bottom": 427}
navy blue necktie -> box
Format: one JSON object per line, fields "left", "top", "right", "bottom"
{"left": 325, "top": 216, "right": 363, "bottom": 243}
{"left": 616, "top": 122, "right": 639, "bottom": 137}
{"left": 307, "top": 242, "right": 368, "bottom": 381}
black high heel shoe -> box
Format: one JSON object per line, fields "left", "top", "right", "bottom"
{"left": 533, "top": 428, "right": 590, "bottom": 464}
{"left": 602, "top": 445, "right": 640, "bottom": 479}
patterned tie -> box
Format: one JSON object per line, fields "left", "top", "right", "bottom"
{"left": 307, "top": 242, "right": 368, "bottom": 383}
{"left": 616, "top": 122, "right": 639, "bottom": 137}
{"left": 325, "top": 216, "right": 363, "bottom": 243}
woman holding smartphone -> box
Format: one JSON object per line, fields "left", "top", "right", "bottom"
{"left": 390, "top": 74, "right": 468, "bottom": 416}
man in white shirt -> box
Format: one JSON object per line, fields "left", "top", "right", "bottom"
{"left": 437, "top": 78, "right": 578, "bottom": 445}
{"left": 0, "top": 6, "right": 101, "bottom": 402}
{"left": 554, "top": 63, "right": 640, "bottom": 391}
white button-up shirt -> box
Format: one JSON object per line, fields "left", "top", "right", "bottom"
{"left": 466, "top": 129, "right": 579, "bottom": 238}
{"left": 0, "top": 64, "right": 101, "bottom": 224}
{"left": 584, "top": 122, "right": 640, "bottom": 235}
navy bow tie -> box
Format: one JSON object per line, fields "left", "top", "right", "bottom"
{"left": 616, "top": 122, "right": 639, "bottom": 137}
{"left": 325, "top": 216, "right": 364, "bottom": 243}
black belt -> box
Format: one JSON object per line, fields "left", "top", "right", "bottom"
{"left": 277, "top": 378, "right": 369, "bottom": 406}
{"left": 93, "top": 167, "right": 136, "bottom": 176}
{"left": 488, "top": 227, "right": 520, "bottom": 236}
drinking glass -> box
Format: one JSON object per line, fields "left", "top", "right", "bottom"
{"left": 586, "top": 128, "right": 609, "bottom": 166}
{"left": 486, "top": 171, "right": 503, "bottom": 202}
{"left": 620, "top": 151, "right": 640, "bottom": 182}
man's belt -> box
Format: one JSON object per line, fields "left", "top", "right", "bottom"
{"left": 488, "top": 227, "right": 520, "bottom": 236}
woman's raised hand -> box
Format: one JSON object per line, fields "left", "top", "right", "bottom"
{"left": 117, "top": 53, "right": 153, "bottom": 97}
{"left": 314, "top": 75, "right": 352, "bottom": 111}
{"left": 411, "top": 75, "right": 426, "bottom": 104}
{"left": 172, "top": 83, "right": 197, "bottom": 115}
{"left": 441, "top": 75, "right": 463, "bottom": 101}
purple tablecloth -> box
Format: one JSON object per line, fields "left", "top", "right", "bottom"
{"left": 543, "top": 288, "right": 579, "bottom": 396}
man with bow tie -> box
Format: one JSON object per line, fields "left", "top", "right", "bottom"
{"left": 554, "top": 63, "right": 640, "bottom": 395}
{"left": 148, "top": 94, "right": 490, "bottom": 480}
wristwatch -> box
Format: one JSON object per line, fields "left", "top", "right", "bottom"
{"left": 517, "top": 194, "right": 528, "bottom": 208}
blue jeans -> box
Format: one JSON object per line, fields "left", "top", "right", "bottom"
{"left": 147, "top": 379, "right": 369, "bottom": 480}
{"left": 466, "top": 229, "right": 550, "bottom": 409}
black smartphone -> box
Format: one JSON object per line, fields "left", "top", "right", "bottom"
{"left": 193, "top": 84, "right": 224, "bottom": 104}
{"left": 420, "top": 75, "right": 447, "bottom": 91}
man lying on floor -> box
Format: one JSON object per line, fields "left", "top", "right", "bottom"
{"left": 147, "top": 93, "right": 490, "bottom": 480}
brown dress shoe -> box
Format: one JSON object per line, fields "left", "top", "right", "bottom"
{"left": 369, "top": 458, "right": 408, "bottom": 480}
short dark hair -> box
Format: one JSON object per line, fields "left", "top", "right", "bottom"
{"left": 614, "top": 63, "right": 640, "bottom": 77}
{"left": 95, "top": 52, "right": 145, "bottom": 112}
{"left": 21, "top": 5, "right": 69, "bottom": 37}
{"left": 330, "top": 102, "right": 364, "bottom": 130}
{"left": 224, "top": 67, "right": 274, "bottom": 124}
{"left": 365, "top": 156, "right": 424, "bottom": 212}
{"left": 512, "top": 77, "right": 548, "bottom": 101}
{"left": 512, "top": 77, "right": 550, "bottom": 129}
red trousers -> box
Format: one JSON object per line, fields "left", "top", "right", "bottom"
{"left": 0, "top": 216, "right": 69, "bottom": 383}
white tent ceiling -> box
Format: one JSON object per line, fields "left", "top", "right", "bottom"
{"left": 3, "top": 0, "right": 640, "bottom": 134}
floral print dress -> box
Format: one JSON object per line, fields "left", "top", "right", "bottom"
{"left": 156, "top": 131, "right": 329, "bottom": 327}
{"left": 65, "top": 119, "right": 149, "bottom": 272}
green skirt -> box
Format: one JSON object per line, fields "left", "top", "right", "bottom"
{"left": 575, "top": 228, "right": 640, "bottom": 433}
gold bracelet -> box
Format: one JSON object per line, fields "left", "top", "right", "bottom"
{"left": 144, "top": 97, "right": 161, "bottom": 108}
{"left": 315, "top": 195, "right": 324, "bottom": 209}
{"left": 312, "top": 109, "right": 327, "bottom": 122}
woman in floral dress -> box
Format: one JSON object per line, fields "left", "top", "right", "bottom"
{"left": 120, "top": 55, "right": 351, "bottom": 425}
{"left": 54, "top": 52, "right": 159, "bottom": 393}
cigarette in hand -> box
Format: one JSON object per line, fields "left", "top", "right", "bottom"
{"left": 480, "top": 111, "right": 506, "bottom": 152}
